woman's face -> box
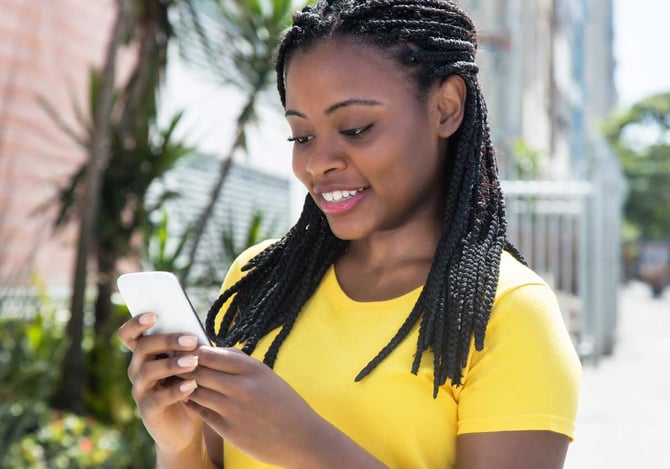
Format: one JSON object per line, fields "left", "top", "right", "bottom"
{"left": 284, "top": 39, "right": 450, "bottom": 241}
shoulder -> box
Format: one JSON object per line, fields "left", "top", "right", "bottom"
{"left": 211, "top": 239, "right": 280, "bottom": 335}
{"left": 489, "top": 250, "right": 563, "bottom": 330}
{"left": 455, "top": 250, "right": 581, "bottom": 439}
{"left": 489, "top": 251, "right": 568, "bottom": 342}
{"left": 487, "top": 250, "right": 571, "bottom": 355}
{"left": 232, "top": 239, "right": 280, "bottom": 268}
{"left": 220, "top": 239, "right": 280, "bottom": 291}
{"left": 494, "top": 250, "right": 549, "bottom": 302}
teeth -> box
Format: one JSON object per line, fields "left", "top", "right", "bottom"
{"left": 322, "top": 188, "right": 364, "bottom": 202}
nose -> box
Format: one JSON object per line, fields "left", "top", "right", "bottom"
{"left": 303, "top": 138, "right": 346, "bottom": 177}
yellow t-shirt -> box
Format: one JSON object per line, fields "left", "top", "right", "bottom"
{"left": 214, "top": 241, "right": 581, "bottom": 468}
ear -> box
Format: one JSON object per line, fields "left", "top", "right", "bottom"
{"left": 434, "top": 75, "right": 467, "bottom": 138}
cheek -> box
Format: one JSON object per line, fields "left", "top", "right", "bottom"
{"left": 291, "top": 151, "right": 308, "bottom": 186}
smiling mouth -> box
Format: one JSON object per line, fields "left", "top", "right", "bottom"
{"left": 321, "top": 187, "right": 367, "bottom": 202}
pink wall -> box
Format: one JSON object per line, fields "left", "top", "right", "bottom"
{"left": 0, "top": 0, "right": 123, "bottom": 288}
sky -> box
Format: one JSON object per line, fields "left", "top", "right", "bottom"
{"left": 613, "top": 0, "right": 670, "bottom": 107}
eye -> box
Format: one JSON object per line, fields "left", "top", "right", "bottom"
{"left": 287, "top": 135, "right": 314, "bottom": 145}
{"left": 341, "top": 123, "right": 373, "bottom": 138}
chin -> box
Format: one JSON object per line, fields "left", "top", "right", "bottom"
{"left": 325, "top": 219, "right": 370, "bottom": 241}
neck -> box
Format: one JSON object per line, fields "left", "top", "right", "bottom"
{"left": 334, "top": 215, "right": 442, "bottom": 302}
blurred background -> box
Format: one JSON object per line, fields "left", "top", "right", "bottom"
{"left": 0, "top": 0, "right": 667, "bottom": 467}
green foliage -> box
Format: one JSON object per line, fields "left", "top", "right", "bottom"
{"left": 82, "top": 305, "right": 134, "bottom": 424}
{"left": 0, "top": 277, "right": 68, "bottom": 450}
{"left": 175, "top": 0, "right": 306, "bottom": 150}
{"left": 221, "top": 209, "right": 279, "bottom": 263}
{"left": 604, "top": 92, "right": 670, "bottom": 241}
{"left": 174, "top": 0, "right": 306, "bottom": 276}
{"left": 0, "top": 282, "right": 155, "bottom": 466}
{"left": 4, "top": 412, "right": 130, "bottom": 469}
{"left": 46, "top": 68, "right": 194, "bottom": 256}
{"left": 39, "top": 63, "right": 195, "bottom": 414}
{"left": 193, "top": 209, "right": 282, "bottom": 288}
{"left": 511, "top": 139, "right": 545, "bottom": 180}
{"left": 142, "top": 208, "right": 194, "bottom": 276}
{"left": 177, "top": 0, "right": 298, "bottom": 89}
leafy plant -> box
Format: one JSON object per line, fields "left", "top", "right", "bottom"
{"left": 188, "top": 208, "right": 282, "bottom": 289}
{"left": 511, "top": 138, "right": 545, "bottom": 180}
{"left": 176, "top": 0, "right": 306, "bottom": 280}
{"left": 221, "top": 209, "right": 280, "bottom": 263}
{"left": 142, "top": 208, "right": 194, "bottom": 277}
{"left": 3, "top": 410, "right": 152, "bottom": 469}
{"left": 0, "top": 275, "right": 67, "bottom": 451}
{"left": 603, "top": 92, "right": 670, "bottom": 241}
{"left": 40, "top": 64, "right": 195, "bottom": 412}
{"left": 0, "top": 278, "right": 155, "bottom": 465}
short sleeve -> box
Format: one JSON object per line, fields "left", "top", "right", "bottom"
{"left": 456, "top": 282, "right": 582, "bottom": 440}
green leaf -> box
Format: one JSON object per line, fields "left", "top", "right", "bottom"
{"left": 603, "top": 91, "right": 670, "bottom": 240}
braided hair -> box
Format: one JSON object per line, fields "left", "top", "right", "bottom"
{"left": 205, "top": 0, "right": 524, "bottom": 396}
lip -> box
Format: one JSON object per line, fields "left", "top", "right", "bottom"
{"left": 316, "top": 187, "right": 369, "bottom": 214}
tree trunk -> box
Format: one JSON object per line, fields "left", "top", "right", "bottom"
{"left": 87, "top": 242, "right": 118, "bottom": 401}
{"left": 53, "top": 0, "right": 134, "bottom": 413}
{"left": 93, "top": 243, "right": 117, "bottom": 343}
{"left": 180, "top": 80, "right": 267, "bottom": 283}
{"left": 119, "top": 0, "right": 167, "bottom": 142}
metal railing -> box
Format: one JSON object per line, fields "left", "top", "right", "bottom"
{"left": 502, "top": 178, "right": 624, "bottom": 362}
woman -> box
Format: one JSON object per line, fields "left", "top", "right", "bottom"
{"left": 119, "top": 1, "right": 581, "bottom": 467}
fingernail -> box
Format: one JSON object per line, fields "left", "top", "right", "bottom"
{"left": 177, "top": 355, "right": 198, "bottom": 368}
{"left": 179, "top": 380, "right": 197, "bottom": 393}
{"left": 178, "top": 335, "right": 198, "bottom": 347}
{"left": 139, "top": 313, "right": 156, "bottom": 325}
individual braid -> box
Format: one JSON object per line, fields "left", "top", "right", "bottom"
{"left": 205, "top": 195, "right": 348, "bottom": 365}
{"left": 206, "top": 0, "right": 525, "bottom": 394}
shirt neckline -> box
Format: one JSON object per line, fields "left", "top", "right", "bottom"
{"left": 322, "top": 264, "right": 424, "bottom": 313}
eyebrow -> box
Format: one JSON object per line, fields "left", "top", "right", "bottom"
{"left": 285, "top": 98, "right": 383, "bottom": 118}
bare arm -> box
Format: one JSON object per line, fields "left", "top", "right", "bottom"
{"left": 455, "top": 431, "right": 569, "bottom": 469}
{"left": 203, "top": 424, "right": 223, "bottom": 469}
{"left": 156, "top": 435, "right": 217, "bottom": 469}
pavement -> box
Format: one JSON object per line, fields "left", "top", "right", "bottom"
{"left": 564, "top": 282, "right": 670, "bottom": 469}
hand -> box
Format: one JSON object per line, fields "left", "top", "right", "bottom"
{"left": 182, "top": 347, "right": 337, "bottom": 468}
{"left": 118, "top": 313, "right": 204, "bottom": 456}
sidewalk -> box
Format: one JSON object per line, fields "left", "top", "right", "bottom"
{"left": 564, "top": 282, "right": 670, "bottom": 468}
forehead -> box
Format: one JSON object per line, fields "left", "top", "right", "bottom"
{"left": 284, "top": 39, "right": 417, "bottom": 109}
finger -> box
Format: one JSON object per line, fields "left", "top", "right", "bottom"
{"left": 195, "top": 346, "right": 255, "bottom": 374}
{"left": 178, "top": 365, "right": 239, "bottom": 397}
{"left": 186, "top": 386, "right": 230, "bottom": 429}
{"left": 118, "top": 313, "right": 157, "bottom": 351}
{"left": 131, "top": 354, "right": 199, "bottom": 397}
{"left": 128, "top": 333, "right": 200, "bottom": 380}
{"left": 137, "top": 378, "right": 199, "bottom": 419}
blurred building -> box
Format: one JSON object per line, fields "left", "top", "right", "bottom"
{"left": 461, "top": 0, "right": 626, "bottom": 359}
{"left": 461, "top": 0, "right": 619, "bottom": 181}
{"left": 0, "top": 1, "right": 120, "bottom": 290}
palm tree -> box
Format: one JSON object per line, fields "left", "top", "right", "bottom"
{"left": 174, "top": 0, "right": 303, "bottom": 282}
{"left": 47, "top": 0, "right": 192, "bottom": 413}
{"left": 49, "top": 0, "right": 134, "bottom": 413}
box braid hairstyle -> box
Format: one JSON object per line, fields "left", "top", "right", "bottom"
{"left": 205, "top": 0, "right": 525, "bottom": 397}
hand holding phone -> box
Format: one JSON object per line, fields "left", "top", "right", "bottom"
{"left": 117, "top": 271, "right": 210, "bottom": 346}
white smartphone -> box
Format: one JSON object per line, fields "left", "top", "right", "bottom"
{"left": 116, "top": 271, "right": 211, "bottom": 346}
